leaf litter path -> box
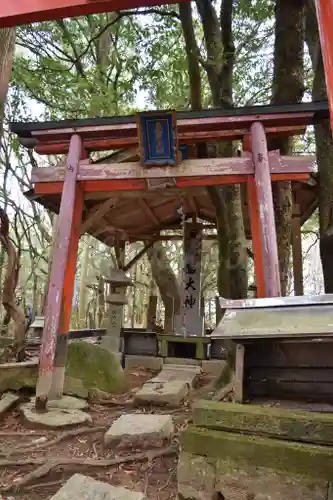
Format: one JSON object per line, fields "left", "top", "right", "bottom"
{"left": 0, "top": 369, "right": 197, "bottom": 500}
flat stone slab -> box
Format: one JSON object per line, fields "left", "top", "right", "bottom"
{"left": 0, "top": 392, "right": 19, "bottom": 415}
{"left": 104, "top": 413, "right": 173, "bottom": 447}
{"left": 21, "top": 401, "right": 92, "bottom": 428}
{"left": 50, "top": 473, "right": 146, "bottom": 500}
{"left": 134, "top": 380, "right": 189, "bottom": 406}
{"left": 134, "top": 364, "right": 201, "bottom": 406}
{"left": 151, "top": 364, "right": 201, "bottom": 386}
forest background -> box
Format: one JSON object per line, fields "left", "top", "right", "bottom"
{"left": 0, "top": 0, "right": 329, "bottom": 336}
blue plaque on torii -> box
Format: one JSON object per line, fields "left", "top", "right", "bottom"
{"left": 137, "top": 111, "right": 180, "bottom": 166}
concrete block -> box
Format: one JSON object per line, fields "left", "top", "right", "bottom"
{"left": 104, "top": 413, "right": 173, "bottom": 447}
{"left": 50, "top": 473, "right": 146, "bottom": 500}
{"left": 177, "top": 451, "right": 215, "bottom": 500}
{"left": 215, "top": 459, "right": 327, "bottom": 500}
{"left": 125, "top": 355, "right": 163, "bottom": 371}
{"left": 152, "top": 364, "right": 201, "bottom": 387}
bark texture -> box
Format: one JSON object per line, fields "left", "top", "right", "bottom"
{"left": 269, "top": 0, "right": 305, "bottom": 295}
{"left": 195, "top": 0, "right": 248, "bottom": 299}
{"left": 147, "top": 242, "right": 181, "bottom": 316}
{"left": 0, "top": 28, "right": 15, "bottom": 143}
{"left": 305, "top": 0, "right": 333, "bottom": 292}
{"left": 0, "top": 209, "right": 26, "bottom": 357}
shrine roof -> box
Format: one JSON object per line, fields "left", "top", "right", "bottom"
{"left": 25, "top": 176, "right": 317, "bottom": 245}
{"left": 11, "top": 101, "right": 329, "bottom": 155}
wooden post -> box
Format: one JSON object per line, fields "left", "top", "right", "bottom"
{"left": 292, "top": 203, "right": 304, "bottom": 296}
{"left": 315, "top": 0, "right": 333, "bottom": 134}
{"left": 36, "top": 134, "right": 83, "bottom": 410}
{"left": 243, "top": 135, "right": 265, "bottom": 298}
{"left": 251, "top": 122, "right": 281, "bottom": 297}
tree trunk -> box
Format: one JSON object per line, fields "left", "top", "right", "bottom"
{"left": 305, "top": 0, "right": 333, "bottom": 292}
{"left": 0, "top": 28, "right": 15, "bottom": 144}
{"left": 269, "top": 0, "right": 305, "bottom": 295}
{"left": 147, "top": 242, "right": 181, "bottom": 316}
{"left": 195, "top": 0, "right": 247, "bottom": 299}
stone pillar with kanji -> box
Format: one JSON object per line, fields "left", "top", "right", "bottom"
{"left": 180, "top": 221, "right": 203, "bottom": 336}
{"left": 102, "top": 270, "right": 133, "bottom": 355}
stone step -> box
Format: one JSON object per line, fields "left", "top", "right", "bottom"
{"left": 104, "top": 413, "right": 173, "bottom": 448}
{"left": 193, "top": 400, "right": 333, "bottom": 445}
{"left": 50, "top": 473, "right": 146, "bottom": 499}
{"left": 134, "top": 379, "right": 189, "bottom": 407}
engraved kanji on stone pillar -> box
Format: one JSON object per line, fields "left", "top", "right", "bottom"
{"left": 181, "top": 221, "right": 203, "bottom": 337}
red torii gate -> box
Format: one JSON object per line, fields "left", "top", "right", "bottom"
{"left": 2, "top": 0, "right": 332, "bottom": 407}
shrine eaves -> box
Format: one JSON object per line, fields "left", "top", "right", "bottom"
{"left": 0, "top": 0, "right": 189, "bottom": 27}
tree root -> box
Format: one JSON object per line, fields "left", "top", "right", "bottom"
{"left": 1, "top": 425, "right": 107, "bottom": 457}
{"left": 212, "top": 379, "right": 234, "bottom": 401}
{"left": 0, "top": 445, "right": 178, "bottom": 492}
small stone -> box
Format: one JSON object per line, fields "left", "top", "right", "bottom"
{"left": 0, "top": 392, "right": 19, "bottom": 415}
{"left": 50, "top": 473, "right": 146, "bottom": 499}
{"left": 104, "top": 413, "right": 173, "bottom": 447}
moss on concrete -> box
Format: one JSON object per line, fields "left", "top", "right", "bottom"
{"left": 0, "top": 362, "right": 38, "bottom": 392}
{"left": 181, "top": 426, "right": 333, "bottom": 481}
{"left": 193, "top": 400, "right": 333, "bottom": 445}
{"left": 66, "top": 342, "right": 127, "bottom": 394}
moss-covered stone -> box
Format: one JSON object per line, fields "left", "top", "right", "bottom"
{"left": 177, "top": 451, "right": 215, "bottom": 500}
{"left": 181, "top": 426, "right": 333, "bottom": 481}
{"left": 193, "top": 400, "right": 333, "bottom": 445}
{"left": 66, "top": 342, "right": 127, "bottom": 395}
{"left": 0, "top": 361, "right": 38, "bottom": 392}
{"left": 215, "top": 458, "right": 327, "bottom": 500}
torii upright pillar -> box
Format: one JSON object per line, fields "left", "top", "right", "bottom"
{"left": 35, "top": 134, "right": 84, "bottom": 411}
{"left": 315, "top": 0, "right": 333, "bottom": 133}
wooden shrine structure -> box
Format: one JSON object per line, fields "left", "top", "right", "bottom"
{"left": 10, "top": 101, "right": 325, "bottom": 406}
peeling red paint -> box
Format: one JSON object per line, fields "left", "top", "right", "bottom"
{"left": 251, "top": 122, "right": 281, "bottom": 298}
{"left": 38, "top": 134, "right": 82, "bottom": 376}
{"left": 315, "top": 0, "right": 333, "bottom": 134}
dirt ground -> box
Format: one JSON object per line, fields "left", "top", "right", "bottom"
{"left": 0, "top": 369, "right": 210, "bottom": 500}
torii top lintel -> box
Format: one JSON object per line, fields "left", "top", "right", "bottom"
{"left": 0, "top": 0, "right": 188, "bottom": 27}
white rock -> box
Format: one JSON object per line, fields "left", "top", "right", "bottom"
{"left": 50, "top": 473, "right": 146, "bottom": 500}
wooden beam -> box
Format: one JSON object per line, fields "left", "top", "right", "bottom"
{"left": 31, "top": 155, "right": 315, "bottom": 184}
{"left": 36, "top": 134, "right": 83, "bottom": 411}
{"left": 33, "top": 172, "right": 310, "bottom": 196}
{"left": 123, "top": 241, "right": 155, "bottom": 272}
{"left": 139, "top": 199, "right": 160, "bottom": 227}
{"left": 33, "top": 125, "right": 307, "bottom": 155}
{"left": 251, "top": 122, "right": 281, "bottom": 297}
{"left": 81, "top": 197, "right": 116, "bottom": 235}
{"left": 0, "top": 0, "right": 186, "bottom": 28}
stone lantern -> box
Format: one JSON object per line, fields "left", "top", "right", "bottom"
{"left": 102, "top": 269, "right": 133, "bottom": 356}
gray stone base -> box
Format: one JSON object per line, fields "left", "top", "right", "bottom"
{"left": 164, "top": 357, "right": 200, "bottom": 366}
{"left": 125, "top": 355, "right": 163, "bottom": 371}
{"left": 51, "top": 473, "right": 146, "bottom": 499}
{"left": 21, "top": 396, "right": 91, "bottom": 428}
{"left": 177, "top": 452, "right": 328, "bottom": 500}
{"left": 104, "top": 413, "right": 173, "bottom": 448}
